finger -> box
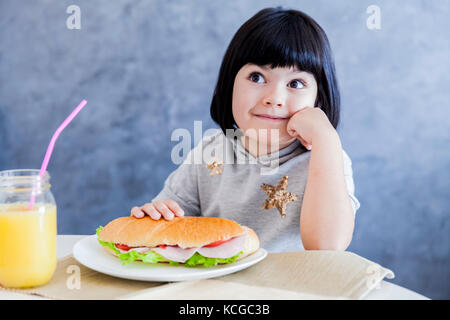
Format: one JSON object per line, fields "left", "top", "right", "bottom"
{"left": 287, "top": 128, "right": 297, "bottom": 137}
{"left": 153, "top": 201, "right": 174, "bottom": 220}
{"left": 286, "top": 122, "right": 298, "bottom": 137}
{"left": 131, "top": 206, "right": 144, "bottom": 218}
{"left": 165, "top": 200, "right": 185, "bottom": 217}
{"left": 141, "top": 203, "right": 161, "bottom": 220}
{"left": 296, "top": 134, "right": 312, "bottom": 150}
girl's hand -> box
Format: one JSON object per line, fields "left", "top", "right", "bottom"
{"left": 130, "top": 200, "right": 185, "bottom": 220}
{"left": 286, "top": 107, "right": 336, "bottom": 150}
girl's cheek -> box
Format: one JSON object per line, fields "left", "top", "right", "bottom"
{"left": 288, "top": 97, "right": 316, "bottom": 114}
{"left": 232, "top": 91, "right": 247, "bottom": 115}
{"left": 288, "top": 104, "right": 307, "bottom": 115}
{"left": 234, "top": 86, "right": 255, "bottom": 113}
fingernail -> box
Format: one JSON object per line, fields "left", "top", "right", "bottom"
{"left": 151, "top": 212, "right": 161, "bottom": 220}
{"left": 179, "top": 210, "right": 184, "bottom": 216}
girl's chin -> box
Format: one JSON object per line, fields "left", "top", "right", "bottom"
{"left": 241, "top": 127, "right": 290, "bottom": 140}
{"left": 242, "top": 121, "right": 287, "bottom": 132}
{"left": 241, "top": 133, "right": 294, "bottom": 146}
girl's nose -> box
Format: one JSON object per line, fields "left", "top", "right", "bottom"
{"left": 263, "top": 98, "right": 283, "bottom": 107}
{"left": 262, "top": 86, "right": 286, "bottom": 107}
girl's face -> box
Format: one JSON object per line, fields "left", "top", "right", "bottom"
{"left": 232, "top": 63, "right": 318, "bottom": 153}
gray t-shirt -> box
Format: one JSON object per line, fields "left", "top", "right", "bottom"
{"left": 152, "top": 129, "right": 360, "bottom": 252}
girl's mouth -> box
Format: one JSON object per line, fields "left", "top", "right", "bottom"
{"left": 254, "top": 114, "right": 288, "bottom": 122}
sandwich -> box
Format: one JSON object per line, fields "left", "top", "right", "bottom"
{"left": 96, "top": 216, "right": 260, "bottom": 267}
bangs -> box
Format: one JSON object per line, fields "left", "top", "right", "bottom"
{"left": 234, "top": 12, "right": 323, "bottom": 75}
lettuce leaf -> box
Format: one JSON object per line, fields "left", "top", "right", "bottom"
{"left": 96, "top": 226, "right": 120, "bottom": 255}
{"left": 96, "top": 226, "right": 242, "bottom": 267}
{"left": 118, "top": 248, "right": 169, "bottom": 265}
{"left": 184, "top": 251, "right": 243, "bottom": 267}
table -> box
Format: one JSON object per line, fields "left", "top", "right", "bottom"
{"left": 0, "top": 235, "right": 429, "bottom": 300}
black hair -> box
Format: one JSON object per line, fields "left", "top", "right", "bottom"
{"left": 210, "top": 7, "right": 340, "bottom": 135}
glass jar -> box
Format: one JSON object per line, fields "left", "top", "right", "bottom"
{"left": 0, "top": 169, "right": 57, "bottom": 288}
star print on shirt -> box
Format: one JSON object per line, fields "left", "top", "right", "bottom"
{"left": 261, "top": 175, "right": 299, "bottom": 218}
{"left": 206, "top": 158, "right": 223, "bottom": 177}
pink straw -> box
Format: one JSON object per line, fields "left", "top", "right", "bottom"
{"left": 28, "top": 99, "right": 88, "bottom": 209}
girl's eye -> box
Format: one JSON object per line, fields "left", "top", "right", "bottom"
{"left": 249, "top": 72, "right": 265, "bottom": 83}
{"left": 288, "top": 79, "right": 305, "bottom": 89}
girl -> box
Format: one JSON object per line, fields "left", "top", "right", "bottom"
{"left": 131, "top": 7, "right": 360, "bottom": 251}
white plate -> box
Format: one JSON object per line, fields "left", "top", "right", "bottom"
{"left": 73, "top": 235, "right": 267, "bottom": 282}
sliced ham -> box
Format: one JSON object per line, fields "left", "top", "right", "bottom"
{"left": 152, "top": 246, "right": 198, "bottom": 263}
{"left": 114, "top": 230, "right": 248, "bottom": 262}
{"left": 198, "top": 231, "right": 247, "bottom": 259}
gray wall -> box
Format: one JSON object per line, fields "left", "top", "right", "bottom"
{"left": 0, "top": 0, "right": 448, "bottom": 299}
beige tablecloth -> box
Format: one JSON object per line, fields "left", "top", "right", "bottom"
{"left": 0, "top": 251, "right": 394, "bottom": 300}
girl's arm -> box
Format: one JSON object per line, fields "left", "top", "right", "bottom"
{"left": 299, "top": 130, "right": 355, "bottom": 250}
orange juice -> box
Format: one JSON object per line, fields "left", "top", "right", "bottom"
{"left": 0, "top": 203, "right": 57, "bottom": 288}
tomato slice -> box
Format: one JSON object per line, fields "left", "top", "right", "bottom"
{"left": 115, "top": 243, "right": 136, "bottom": 251}
{"left": 116, "top": 243, "right": 173, "bottom": 251}
{"left": 157, "top": 244, "right": 180, "bottom": 249}
{"left": 204, "top": 238, "right": 233, "bottom": 248}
